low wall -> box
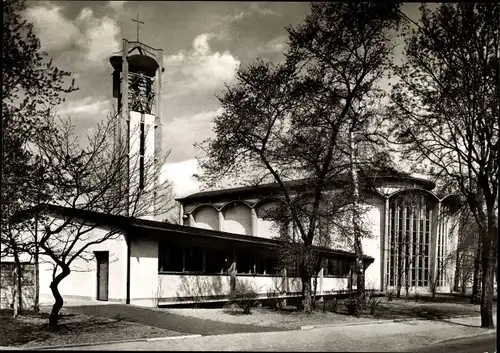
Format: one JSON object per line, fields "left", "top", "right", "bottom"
{"left": 0, "top": 263, "right": 35, "bottom": 309}
{"left": 321, "top": 277, "right": 348, "bottom": 294}
{"left": 154, "top": 273, "right": 349, "bottom": 306}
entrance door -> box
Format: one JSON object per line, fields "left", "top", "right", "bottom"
{"left": 96, "top": 251, "right": 109, "bottom": 301}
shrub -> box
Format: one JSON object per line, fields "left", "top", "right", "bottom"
{"left": 386, "top": 290, "right": 395, "bottom": 302}
{"left": 266, "top": 289, "right": 284, "bottom": 311}
{"left": 228, "top": 286, "right": 258, "bottom": 315}
{"left": 330, "top": 298, "right": 338, "bottom": 313}
{"left": 365, "top": 294, "right": 381, "bottom": 315}
{"left": 344, "top": 296, "right": 359, "bottom": 316}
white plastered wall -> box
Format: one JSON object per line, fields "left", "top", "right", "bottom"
{"left": 129, "top": 235, "right": 158, "bottom": 306}
{"left": 38, "top": 222, "right": 127, "bottom": 304}
{"left": 222, "top": 203, "right": 252, "bottom": 235}
{"left": 193, "top": 206, "right": 218, "bottom": 230}
{"left": 360, "top": 196, "right": 385, "bottom": 291}
{"left": 255, "top": 201, "right": 281, "bottom": 239}
{"left": 129, "top": 111, "right": 156, "bottom": 220}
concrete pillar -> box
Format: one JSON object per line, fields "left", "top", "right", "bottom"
{"left": 432, "top": 202, "right": 441, "bottom": 285}
{"left": 188, "top": 213, "right": 195, "bottom": 227}
{"left": 229, "top": 262, "right": 237, "bottom": 294}
{"left": 383, "top": 197, "right": 390, "bottom": 291}
{"left": 251, "top": 208, "right": 258, "bottom": 236}
{"left": 319, "top": 267, "right": 324, "bottom": 295}
{"left": 218, "top": 210, "right": 224, "bottom": 231}
{"left": 178, "top": 202, "right": 184, "bottom": 225}
{"left": 281, "top": 268, "right": 288, "bottom": 307}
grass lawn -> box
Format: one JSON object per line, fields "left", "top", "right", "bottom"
{"left": 0, "top": 307, "right": 186, "bottom": 349}
{"left": 164, "top": 293, "right": 496, "bottom": 329}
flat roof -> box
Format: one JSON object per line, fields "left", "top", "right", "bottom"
{"left": 12, "top": 204, "right": 374, "bottom": 262}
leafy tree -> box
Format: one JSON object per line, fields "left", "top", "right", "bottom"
{"left": 286, "top": 2, "right": 402, "bottom": 300}
{"left": 197, "top": 2, "right": 402, "bottom": 312}
{"left": 1, "top": 0, "right": 77, "bottom": 315}
{"left": 388, "top": 3, "right": 499, "bottom": 328}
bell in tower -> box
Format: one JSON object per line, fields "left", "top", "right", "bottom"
{"left": 109, "top": 15, "right": 164, "bottom": 218}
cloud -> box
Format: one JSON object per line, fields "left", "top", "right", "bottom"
{"left": 106, "top": 1, "right": 127, "bottom": 12}
{"left": 23, "top": 4, "right": 80, "bottom": 51}
{"left": 161, "top": 159, "right": 201, "bottom": 198}
{"left": 59, "top": 96, "right": 110, "bottom": 117}
{"left": 223, "top": 3, "right": 280, "bottom": 24}
{"left": 163, "top": 33, "right": 240, "bottom": 98}
{"left": 249, "top": 3, "right": 279, "bottom": 17}
{"left": 163, "top": 107, "right": 224, "bottom": 162}
{"left": 75, "top": 9, "right": 121, "bottom": 67}
{"left": 24, "top": 2, "right": 121, "bottom": 70}
{"left": 257, "top": 35, "right": 288, "bottom": 54}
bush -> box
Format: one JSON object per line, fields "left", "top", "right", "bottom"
{"left": 266, "top": 289, "right": 284, "bottom": 311}
{"left": 228, "top": 287, "right": 258, "bottom": 315}
{"left": 365, "top": 294, "right": 381, "bottom": 315}
{"left": 386, "top": 290, "right": 395, "bottom": 302}
{"left": 344, "top": 296, "right": 360, "bottom": 316}
{"left": 330, "top": 298, "right": 338, "bottom": 313}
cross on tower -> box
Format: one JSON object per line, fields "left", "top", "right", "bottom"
{"left": 132, "top": 13, "right": 145, "bottom": 42}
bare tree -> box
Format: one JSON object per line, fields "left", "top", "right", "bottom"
{"left": 197, "top": 2, "right": 402, "bottom": 313}
{"left": 387, "top": 3, "right": 499, "bottom": 328}
{"left": 12, "top": 113, "right": 175, "bottom": 329}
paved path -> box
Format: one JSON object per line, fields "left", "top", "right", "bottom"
{"left": 64, "top": 316, "right": 496, "bottom": 351}
{"left": 69, "top": 304, "right": 289, "bottom": 336}
{"left": 402, "top": 334, "right": 496, "bottom": 353}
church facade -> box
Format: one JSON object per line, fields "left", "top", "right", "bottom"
{"left": 31, "top": 172, "right": 459, "bottom": 307}
{"left": 176, "top": 175, "right": 460, "bottom": 297}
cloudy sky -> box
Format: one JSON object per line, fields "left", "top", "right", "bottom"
{"left": 23, "top": 1, "right": 423, "bottom": 198}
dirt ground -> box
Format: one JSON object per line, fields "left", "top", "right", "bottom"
{"left": 0, "top": 307, "right": 186, "bottom": 348}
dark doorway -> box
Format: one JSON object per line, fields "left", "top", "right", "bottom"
{"left": 96, "top": 251, "right": 109, "bottom": 301}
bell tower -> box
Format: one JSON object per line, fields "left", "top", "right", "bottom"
{"left": 109, "top": 16, "right": 164, "bottom": 218}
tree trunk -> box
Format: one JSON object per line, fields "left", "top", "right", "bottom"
{"left": 312, "top": 273, "right": 318, "bottom": 310}
{"left": 12, "top": 246, "right": 23, "bottom": 315}
{"left": 12, "top": 267, "right": 19, "bottom": 318}
{"left": 460, "top": 264, "right": 468, "bottom": 296}
{"left": 301, "top": 272, "right": 312, "bottom": 314}
{"left": 349, "top": 129, "right": 365, "bottom": 302}
{"left": 396, "top": 269, "right": 402, "bottom": 298}
{"left": 8, "top": 222, "right": 23, "bottom": 316}
{"left": 49, "top": 267, "right": 70, "bottom": 330}
{"left": 471, "top": 240, "right": 481, "bottom": 304}
{"left": 16, "top": 263, "right": 22, "bottom": 313}
{"left": 34, "top": 219, "right": 40, "bottom": 312}
{"left": 453, "top": 250, "right": 460, "bottom": 292}
{"left": 479, "top": 208, "right": 496, "bottom": 329}
{"left": 34, "top": 254, "right": 39, "bottom": 312}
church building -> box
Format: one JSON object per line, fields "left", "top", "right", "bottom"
{"left": 20, "top": 34, "right": 460, "bottom": 308}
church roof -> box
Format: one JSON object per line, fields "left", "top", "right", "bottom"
{"left": 178, "top": 170, "right": 435, "bottom": 203}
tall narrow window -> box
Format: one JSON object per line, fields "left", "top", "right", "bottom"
{"left": 388, "top": 194, "right": 434, "bottom": 288}
{"left": 436, "top": 211, "right": 447, "bottom": 287}
{"left": 139, "top": 122, "right": 145, "bottom": 189}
